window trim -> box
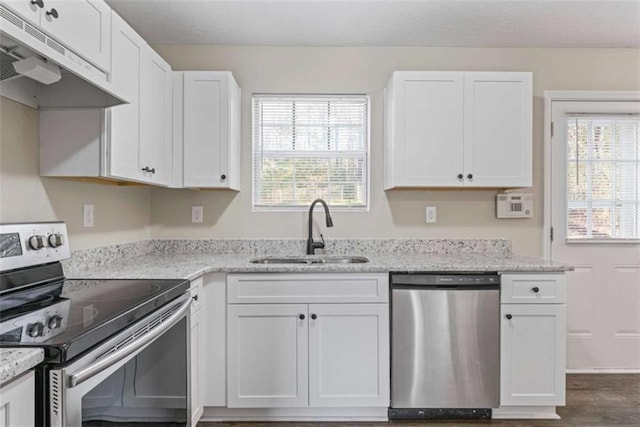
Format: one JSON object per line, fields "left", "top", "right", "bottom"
{"left": 251, "top": 93, "right": 371, "bottom": 212}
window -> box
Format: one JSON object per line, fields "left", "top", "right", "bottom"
{"left": 252, "top": 94, "right": 369, "bottom": 210}
{"left": 566, "top": 116, "right": 640, "bottom": 240}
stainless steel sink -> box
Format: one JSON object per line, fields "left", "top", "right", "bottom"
{"left": 250, "top": 256, "right": 369, "bottom": 265}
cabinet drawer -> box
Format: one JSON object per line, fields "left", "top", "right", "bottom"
{"left": 227, "top": 273, "right": 389, "bottom": 304}
{"left": 501, "top": 274, "right": 566, "bottom": 304}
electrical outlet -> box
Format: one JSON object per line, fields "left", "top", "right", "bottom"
{"left": 425, "top": 206, "right": 437, "bottom": 224}
{"left": 83, "top": 204, "right": 94, "bottom": 227}
{"left": 191, "top": 206, "right": 204, "bottom": 224}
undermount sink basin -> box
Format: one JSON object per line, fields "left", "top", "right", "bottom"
{"left": 250, "top": 256, "right": 369, "bottom": 265}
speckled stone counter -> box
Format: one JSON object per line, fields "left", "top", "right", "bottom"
{"left": 0, "top": 348, "right": 44, "bottom": 385}
{"left": 64, "top": 252, "right": 571, "bottom": 282}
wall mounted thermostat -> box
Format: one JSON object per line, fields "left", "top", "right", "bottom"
{"left": 496, "top": 193, "right": 533, "bottom": 218}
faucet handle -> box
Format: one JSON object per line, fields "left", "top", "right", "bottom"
{"left": 319, "top": 233, "right": 326, "bottom": 248}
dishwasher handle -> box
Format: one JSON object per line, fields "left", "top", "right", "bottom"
{"left": 391, "top": 273, "right": 500, "bottom": 288}
{"left": 391, "top": 283, "right": 500, "bottom": 291}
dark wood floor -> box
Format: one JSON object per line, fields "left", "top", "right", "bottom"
{"left": 199, "top": 374, "right": 640, "bottom": 427}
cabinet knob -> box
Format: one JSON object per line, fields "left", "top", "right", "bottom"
{"left": 220, "top": 174, "right": 227, "bottom": 180}
{"left": 142, "top": 166, "right": 156, "bottom": 174}
{"left": 311, "top": 314, "right": 317, "bottom": 320}
{"left": 467, "top": 173, "right": 473, "bottom": 180}
{"left": 505, "top": 314, "right": 513, "bottom": 320}
{"left": 192, "top": 294, "right": 198, "bottom": 301}
{"left": 31, "top": 0, "right": 44, "bottom": 8}
{"left": 532, "top": 286, "right": 540, "bottom": 293}
{"left": 299, "top": 314, "right": 305, "bottom": 320}
{"left": 46, "top": 8, "right": 58, "bottom": 18}
{"left": 457, "top": 174, "right": 463, "bottom": 180}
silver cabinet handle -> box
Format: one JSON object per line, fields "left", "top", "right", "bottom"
{"left": 67, "top": 295, "right": 191, "bottom": 387}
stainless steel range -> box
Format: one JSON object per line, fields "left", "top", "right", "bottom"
{"left": 0, "top": 222, "right": 192, "bottom": 426}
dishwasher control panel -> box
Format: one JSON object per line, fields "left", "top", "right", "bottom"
{"left": 391, "top": 273, "right": 500, "bottom": 287}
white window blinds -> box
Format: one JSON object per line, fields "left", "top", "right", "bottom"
{"left": 566, "top": 116, "right": 640, "bottom": 240}
{"left": 252, "top": 95, "right": 369, "bottom": 210}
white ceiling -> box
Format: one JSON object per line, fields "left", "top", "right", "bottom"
{"left": 105, "top": 0, "right": 640, "bottom": 48}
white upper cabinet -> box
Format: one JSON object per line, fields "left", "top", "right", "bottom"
{"left": 384, "top": 72, "right": 464, "bottom": 188}
{"left": 384, "top": 71, "right": 532, "bottom": 189}
{"left": 39, "top": 11, "right": 173, "bottom": 186}
{"left": 139, "top": 49, "right": 172, "bottom": 185}
{"left": 174, "top": 71, "right": 241, "bottom": 189}
{"left": 463, "top": 72, "right": 532, "bottom": 187}
{"left": 107, "top": 11, "right": 145, "bottom": 182}
{"left": 3, "top": 0, "right": 111, "bottom": 71}
{"left": 38, "top": 0, "right": 111, "bottom": 71}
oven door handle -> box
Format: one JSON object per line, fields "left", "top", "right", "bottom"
{"left": 67, "top": 295, "right": 191, "bottom": 388}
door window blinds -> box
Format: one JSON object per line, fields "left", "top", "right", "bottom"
{"left": 566, "top": 116, "right": 640, "bottom": 240}
{"left": 253, "top": 95, "right": 369, "bottom": 210}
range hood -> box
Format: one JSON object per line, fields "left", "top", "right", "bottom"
{"left": 0, "top": 5, "right": 128, "bottom": 108}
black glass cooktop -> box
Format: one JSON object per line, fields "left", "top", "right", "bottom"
{"left": 0, "top": 278, "right": 189, "bottom": 364}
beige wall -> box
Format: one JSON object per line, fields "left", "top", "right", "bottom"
{"left": 0, "top": 97, "right": 152, "bottom": 250}
{"left": 150, "top": 46, "right": 640, "bottom": 256}
{"left": 2, "top": 47, "right": 638, "bottom": 255}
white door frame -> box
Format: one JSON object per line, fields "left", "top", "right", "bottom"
{"left": 542, "top": 91, "right": 640, "bottom": 261}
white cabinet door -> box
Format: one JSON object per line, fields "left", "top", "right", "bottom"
{"left": 501, "top": 304, "right": 566, "bottom": 406}
{"left": 182, "top": 71, "right": 241, "bottom": 189}
{"left": 463, "top": 72, "right": 532, "bottom": 187}
{"left": 38, "top": 0, "right": 111, "bottom": 71}
{"left": 308, "top": 304, "right": 389, "bottom": 408}
{"left": 227, "top": 304, "right": 309, "bottom": 408}
{"left": 1, "top": 0, "right": 41, "bottom": 25}
{"left": 107, "top": 11, "right": 144, "bottom": 182}
{"left": 139, "top": 48, "right": 172, "bottom": 185}
{"left": 190, "top": 304, "right": 203, "bottom": 425}
{"left": 384, "top": 71, "right": 464, "bottom": 188}
{"left": 201, "top": 273, "right": 227, "bottom": 407}
{"left": 0, "top": 371, "right": 35, "bottom": 427}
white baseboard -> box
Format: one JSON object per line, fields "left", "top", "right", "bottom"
{"left": 566, "top": 368, "right": 640, "bottom": 374}
{"left": 492, "top": 406, "right": 559, "bottom": 419}
{"left": 201, "top": 406, "right": 388, "bottom": 422}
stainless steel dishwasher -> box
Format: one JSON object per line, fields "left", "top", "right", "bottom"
{"left": 389, "top": 272, "right": 500, "bottom": 419}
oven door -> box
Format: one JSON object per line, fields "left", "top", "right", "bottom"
{"left": 49, "top": 293, "right": 192, "bottom": 427}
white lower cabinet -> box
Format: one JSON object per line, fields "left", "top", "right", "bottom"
{"left": 500, "top": 304, "right": 566, "bottom": 406}
{"left": 227, "top": 304, "right": 309, "bottom": 408}
{"left": 190, "top": 278, "right": 204, "bottom": 425}
{"left": 0, "top": 371, "right": 35, "bottom": 427}
{"left": 308, "top": 304, "right": 389, "bottom": 407}
{"left": 226, "top": 273, "right": 390, "bottom": 411}
{"left": 499, "top": 273, "right": 566, "bottom": 412}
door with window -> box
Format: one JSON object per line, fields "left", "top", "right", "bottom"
{"left": 550, "top": 100, "right": 640, "bottom": 370}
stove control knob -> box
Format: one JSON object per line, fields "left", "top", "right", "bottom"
{"left": 27, "top": 322, "right": 45, "bottom": 338}
{"left": 28, "top": 235, "right": 46, "bottom": 250}
{"left": 48, "top": 233, "right": 64, "bottom": 248}
{"left": 48, "top": 315, "right": 63, "bottom": 330}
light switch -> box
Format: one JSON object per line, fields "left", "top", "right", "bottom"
{"left": 426, "top": 206, "right": 437, "bottom": 224}
{"left": 192, "top": 206, "right": 204, "bottom": 223}
{"left": 83, "top": 204, "right": 94, "bottom": 227}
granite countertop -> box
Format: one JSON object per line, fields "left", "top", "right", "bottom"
{"left": 65, "top": 252, "right": 571, "bottom": 281}
{"left": 0, "top": 348, "right": 44, "bottom": 386}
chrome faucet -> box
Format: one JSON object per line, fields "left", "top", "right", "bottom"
{"left": 306, "top": 199, "right": 334, "bottom": 255}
